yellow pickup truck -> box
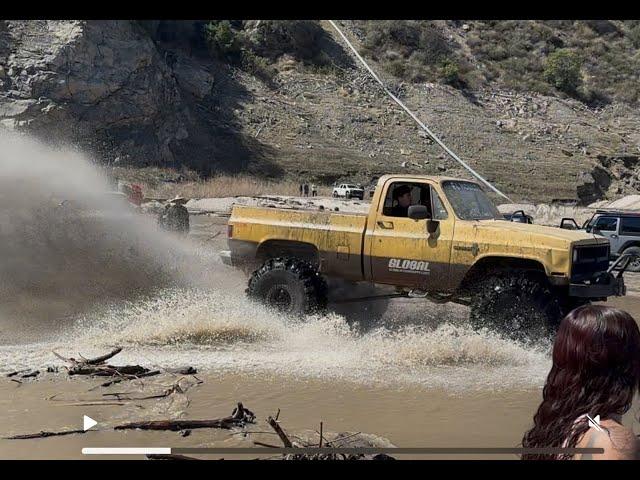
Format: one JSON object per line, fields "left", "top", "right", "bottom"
{"left": 220, "top": 174, "right": 630, "bottom": 338}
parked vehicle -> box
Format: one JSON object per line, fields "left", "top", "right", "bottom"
{"left": 332, "top": 183, "right": 365, "bottom": 200}
{"left": 560, "top": 209, "right": 640, "bottom": 272}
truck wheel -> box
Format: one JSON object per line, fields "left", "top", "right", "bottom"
{"left": 332, "top": 192, "right": 338, "bottom": 198}
{"left": 622, "top": 246, "right": 640, "bottom": 272}
{"left": 246, "top": 257, "right": 328, "bottom": 315}
{"left": 469, "top": 272, "right": 562, "bottom": 341}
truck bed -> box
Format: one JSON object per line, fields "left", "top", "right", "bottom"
{"left": 228, "top": 205, "right": 368, "bottom": 280}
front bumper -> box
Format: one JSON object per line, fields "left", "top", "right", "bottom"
{"left": 569, "top": 274, "right": 625, "bottom": 298}
{"left": 568, "top": 253, "right": 638, "bottom": 298}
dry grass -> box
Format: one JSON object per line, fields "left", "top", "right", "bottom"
{"left": 145, "top": 175, "right": 331, "bottom": 199}
{"left": 108, "top": 167, "right": 332, "bottom": 199}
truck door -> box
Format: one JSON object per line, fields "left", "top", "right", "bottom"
{"left": 366, "top": 180, "right": 454, "bottom": 291}
{"left": 590, "top": 215, "right": 621, "bottom": 254}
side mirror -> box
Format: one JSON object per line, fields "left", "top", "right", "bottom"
{"left": 408, "top": 205, "right": 431, "bottom": 220}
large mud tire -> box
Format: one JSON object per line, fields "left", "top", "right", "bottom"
{"left": 246, "top": 257, "right": 328, "bottom": 315}
{"left": 469, "top": 272, "right": 562, "bottom": 341}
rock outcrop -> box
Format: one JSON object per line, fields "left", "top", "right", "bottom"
{"left": 0, "top": 20, "right": 190, "bottom": 165}
{"left": 1, "top": 20, "right": 640, "bottom": 203}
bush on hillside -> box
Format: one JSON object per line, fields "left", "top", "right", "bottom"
{"left": 543, "top": 49, "right": 582, "bottom": 94}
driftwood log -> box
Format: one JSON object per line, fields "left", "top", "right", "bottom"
{"left": 267, "top": 415, "right": 293, "bottom": 448}
{"left": 52, "top": 347, "right": 157, "bottom": 380}
{"left": 115, "top": 403, "right": 255, "bottom": 432}
{"left": 5, "top": 429, "right": 85, "bottom": 440}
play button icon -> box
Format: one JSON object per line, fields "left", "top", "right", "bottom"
{"left": 83, "top": 415, "right": 97, "bottom": 431}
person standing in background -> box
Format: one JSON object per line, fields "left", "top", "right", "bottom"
{"left": 158, "top": 196, "right": 190, "bottom": 234}
{"left": 311, "top": 184, "right": 318, "bottom": 197}
{"left": 303, "top": 184, "right": 309, "bottom": 197}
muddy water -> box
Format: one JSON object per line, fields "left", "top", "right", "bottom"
{"left": 2, "top": 247, "right": 639, "bottom": 459}
{"left": 2, "top": 216, "right": 640, "bottom": 459}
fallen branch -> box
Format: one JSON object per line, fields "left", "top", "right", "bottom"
{"left": 103, "top": 382, "right": 184, "bottom": 401}
{"left": 115, "top": 403, "right": 255, "bottom": 432}
{"left": 91, "top": 370, "right": 161, "bottom": 389}
{"left": 267, "top": 416, "right": 293, "bottom": 448}
{"left": 69, "top": 365, "right": 149, "bottom": 376}
{"left": 5, "top": 429, "right": 86, "bottom": 440}
{"left": 166, "top": 366, "right": 197, "bottom": 375}
{"left": 253, "top": 441, "right": 281, "bottom": 448}
{"left": 115, "top": 418, "right": 241, "bottom": 432}
{"left": 53, "top": 347, "right": 151, "bottom": 379}
{"left": 83, "top": 347, "right": 123, "bottom": 365}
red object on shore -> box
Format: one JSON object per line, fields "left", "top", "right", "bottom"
{"left": 128, "top": 184, "right": 143, "bottom": 206}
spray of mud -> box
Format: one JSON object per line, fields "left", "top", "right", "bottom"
{"left": 0, "top": 130, "right": 552, "bottom": 391}
{"left": 0, "top": 130, "right": 218, "bottom": 341}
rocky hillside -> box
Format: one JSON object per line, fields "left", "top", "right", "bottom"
{"left": 1, "top": 20, "right": 639, "bottom": 204}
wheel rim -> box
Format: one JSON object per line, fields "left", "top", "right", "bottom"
{"left": 265, "top": 284, "right": 293, "bottom": 312}
{"left": 631, "top": 257, "right": 640, "bottom": 270}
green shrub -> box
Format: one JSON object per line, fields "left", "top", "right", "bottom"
{"left": 241, "top": 51, "right": 277, "bottom": 85}
{"left": 357, "top": 20, "right": 456, "bottom": 83}
{"left": 439, "top": 60, "right": 460, "bottom": 85}
{"left": 385, "top": 60, "right": 407, "bottom": 78}
{"left": 204, "top": 21, "right": 241, "bottom": 59}
{"left": 243, "top": 20, "right": 328, "bottom": 63}
{"left": 543, "top": 49, "right": 582, "bottom": 94}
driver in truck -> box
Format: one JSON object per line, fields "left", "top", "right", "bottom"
{"left": 390, "top": 184, "right": 414, "bottom": 217}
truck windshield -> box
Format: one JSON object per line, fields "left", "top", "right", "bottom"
{"left": 442, "top": 181, "right": 503, "bottom": 220}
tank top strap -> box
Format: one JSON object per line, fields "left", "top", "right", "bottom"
{"left": 561, "top": 413, "right": 590, "bottom": 449}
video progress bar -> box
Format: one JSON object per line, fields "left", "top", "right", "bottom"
{"left": 82, "top": 447, "right": 604, "bottom": 455}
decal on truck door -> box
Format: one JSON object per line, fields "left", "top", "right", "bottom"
{"left": 388, "top": 258, "right": 431, "bottom": 275}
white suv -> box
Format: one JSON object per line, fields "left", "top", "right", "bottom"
{"left": 332, "top": 183, "right": 364, "bottom": 200}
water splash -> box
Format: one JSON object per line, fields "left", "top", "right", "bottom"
{"left": 0, "top": 130, "right": 552, "bottom": 391}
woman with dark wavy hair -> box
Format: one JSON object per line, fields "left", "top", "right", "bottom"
{"left": 522, "top": 305, "right": 640, "bottom": 460}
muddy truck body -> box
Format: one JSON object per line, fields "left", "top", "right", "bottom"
{"left": 221, "top": 175, "right": 631, "bottom": 338}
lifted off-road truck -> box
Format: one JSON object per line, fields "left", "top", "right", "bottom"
{"left": 221, "top": 175, "right": 632, "bottom": 338}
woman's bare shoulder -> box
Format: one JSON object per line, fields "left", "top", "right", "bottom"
{"left": 577, "top": 420, "right": 639, "bottom": 460}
